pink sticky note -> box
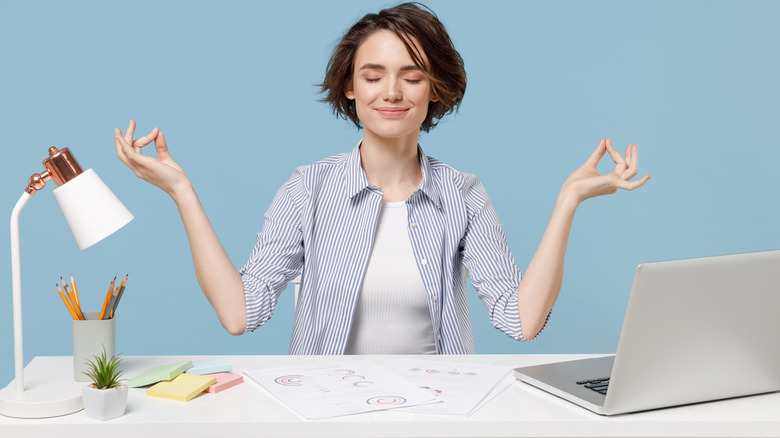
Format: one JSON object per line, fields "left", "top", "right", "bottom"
{"left": 205, "top": 372, "right": 243, "bottom": 393}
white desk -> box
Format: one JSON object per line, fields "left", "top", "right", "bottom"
{"left": 1, "top": 354, "right": 779, "bottom": 437}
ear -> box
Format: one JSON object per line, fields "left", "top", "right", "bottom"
{"left": 429, "top": 88, "right": 440, "bottom": 103}
{"left": 345, "top": 89, "right": 355, "bottom": 100}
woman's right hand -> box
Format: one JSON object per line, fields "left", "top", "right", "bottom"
{"left": 115, "top": 120, "right": 190, "bottom": 197}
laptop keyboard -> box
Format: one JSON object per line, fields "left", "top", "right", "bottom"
{"left": 576, "top": 377, "right": 610, "bottom": 395}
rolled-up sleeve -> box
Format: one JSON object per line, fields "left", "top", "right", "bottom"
{"left": 459, "top": 175, "right": 548, "bottom": 341}
{"left": 240, "top": 180, "right": 305, "bottom": 333}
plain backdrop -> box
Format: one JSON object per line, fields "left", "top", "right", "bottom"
{"left": 1, "top": 0, "right": 779, "bottom": 386}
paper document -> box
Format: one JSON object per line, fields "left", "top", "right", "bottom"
{"left": 384, "top": 359, "right": 513, "bottom": 416}
{"left": 244, "top": 360, "right": 437, "bottom": 419}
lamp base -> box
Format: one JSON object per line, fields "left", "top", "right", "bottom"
{"left": 0, "top": 379, "right": 83, "bottom": 418}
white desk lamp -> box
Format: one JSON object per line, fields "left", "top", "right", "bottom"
{"left": 0, "top": 147, "right": 133, "bottom": 418}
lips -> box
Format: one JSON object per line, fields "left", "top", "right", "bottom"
{"left": 375, "top": 107, "right": 408, "bottom": 117}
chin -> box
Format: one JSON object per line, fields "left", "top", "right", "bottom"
{"left": 363, "top": 121, "right": 423, "bottom": 141}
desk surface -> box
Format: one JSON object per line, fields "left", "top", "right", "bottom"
{"left": 1, "top": 354, "right": 779, "bottom": 438}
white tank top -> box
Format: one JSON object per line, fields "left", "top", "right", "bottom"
{"left": 345, "top": 201, "right": 437, "bottom": 354}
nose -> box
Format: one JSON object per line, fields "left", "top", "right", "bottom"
{"left": 382, "top": 77, "right": 402, "bottom": 102}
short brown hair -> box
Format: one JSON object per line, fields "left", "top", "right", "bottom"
{"left": 319, "top": 2, "right": 466, "bottom": 132}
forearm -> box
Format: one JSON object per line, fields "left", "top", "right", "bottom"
{"left": 517, "top": 188, "right": 579, "bottom": 339}
{"left": 171, "top": 184, "right": 247, "bottom": 335}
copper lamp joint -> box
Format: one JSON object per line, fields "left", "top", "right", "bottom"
{"left": 24, "top": 147, "right": 84, "bottom": 195}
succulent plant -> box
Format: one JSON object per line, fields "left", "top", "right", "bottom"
{"left": 83, "top": 346, "right": 124, "bottom": 390}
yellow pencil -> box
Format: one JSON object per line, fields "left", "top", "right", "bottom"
{"left": 70, "top": 275, "right": 86, "bottom": 320}
{"left": 99, "top": 277, "right": 116, "bottom": 320}
{"left": 70, "top": 275, "right": 81, "bottom": 308}
{"left": 57, "top": 285, "right": 78, "bottom": 320}
{"left": 62, "top": 280, "right": 84, "bottom": 320}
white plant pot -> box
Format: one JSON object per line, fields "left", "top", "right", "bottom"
{"left": 81, "top": 384, "right": 128, "bottom": 421}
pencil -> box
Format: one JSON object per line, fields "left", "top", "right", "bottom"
{"left": 69, "top": 275, "right": 84, "bottom": 320}
{"left": 62, "top": 278, "right": 84, "bottom": 320}
{"left": 70, "top": 275, "right": 81, "bottom": 310}
{"left": 105, "top": 287, "right": 119, "bottom": 320}
{"left": 57, "top": 285, "right": 79, "bottom": 320}
{"left": 110, "top": 274, "right": 129, "bottom": 318}
{"left": 99, "top": 277, "right": 116, "bottom": 320}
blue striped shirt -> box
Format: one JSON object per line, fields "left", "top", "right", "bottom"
{"left": 240, "top": 142, "right": 538, "bottom": 354}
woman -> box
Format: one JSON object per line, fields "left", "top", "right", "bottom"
{"left": 114, "top": 3, "right": 649, "bottom": 355}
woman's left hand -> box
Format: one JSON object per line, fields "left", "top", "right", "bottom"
{"left": 563, "top": 138, "right": 651, "bottom": 204}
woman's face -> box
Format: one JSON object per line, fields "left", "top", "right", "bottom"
{"left": 346, "top": 30, "right": 438, "bottom": 143}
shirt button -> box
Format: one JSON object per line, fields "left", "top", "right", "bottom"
{"left": 410, "top": 221, "right": 418, "bottom": 229}
{"left": 431, "top": 296, "right": 438, "bottom": 302}
{"left": 436, "top": 334, "right": 441, "bottom": 341}
{"left": 421, "top": 259, "right": 428, "bottom": 266}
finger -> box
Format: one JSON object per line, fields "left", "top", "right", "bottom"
{"left": 115, "top": 131, "right": 134, "bottom": 168}
{"left": 615, "top": 174, "right": 651, "bottom": 191}
{"left": 585, "top": 139, "right": 607, "bottom": 167}
{"left": 124, "top": 120, "right": 136, "bottom": 144}
{"left": 115, "top": 130, "right": 126, "bottom": 159}
{"left": 115, "top": 128, "right": 129, "bottom": 160}
{"left": 132, "top": 127, "right": 159, "bottom": 150}
{"left": 155, "top": 129, "right": 172, "bottom": 161}
{"left": 605, "top": 138, "right": 628, "bottom": 173}
{"left": 114, "top": 128, "right": 122, "bottom": 152}
{"left": 621, "top": 144, "right": 638, "bottom": 180}
{"left": 115, "top": 132, "right": 138, "bottom": 162}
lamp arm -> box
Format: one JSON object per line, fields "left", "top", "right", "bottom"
{"left": 10, "top": 192, "right": 32, "bottom": 395}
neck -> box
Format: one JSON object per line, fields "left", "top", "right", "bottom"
{"left": 360, "top": 130, "right": 422, "bottom": 202}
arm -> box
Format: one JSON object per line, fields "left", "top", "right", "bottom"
{"left": 114, "top": 120, "right": 247, "bottom": 335}
{"left": 517, "top": 139, "right": 650, "bottom": 339}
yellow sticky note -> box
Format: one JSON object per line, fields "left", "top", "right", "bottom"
{"left": 146, "top": 373, "right": 217, "bottom": 402}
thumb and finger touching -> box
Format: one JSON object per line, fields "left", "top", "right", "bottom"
{"left": 571, "top": 139, "right": 651, "bottom": 201}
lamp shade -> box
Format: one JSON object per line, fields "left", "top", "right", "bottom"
{"left": 53, "top": 168, "right": 133, "bottom": 250}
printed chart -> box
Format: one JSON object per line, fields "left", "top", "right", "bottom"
{"left": 384, "top": 359, "right": 513, "bottom": 416}
{"left": 244, "top": 360, "right": 436, "bottom": 419}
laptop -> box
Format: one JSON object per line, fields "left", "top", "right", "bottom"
{"left": 514, "top": 250, "right": 780, "bottom": 415}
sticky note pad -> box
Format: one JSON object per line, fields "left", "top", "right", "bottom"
{"left": 127, "top": 360, "right": 192, "bottom": 388}
{"left": 205, "top": 373, "right": 243, "bottom": 393}
{"left": 186, "top": 358, "right": 232, "bottom": 375}
{"left": 146, "top": 374, "right": 217, "bottom": 402}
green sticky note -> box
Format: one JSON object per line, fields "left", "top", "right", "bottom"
{"left": 127, "top": 360, "right": 192, "bottom": 388}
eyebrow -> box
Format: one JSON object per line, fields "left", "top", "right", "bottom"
{"left": 358, "top": 63, "right": 421, "bottom": 72}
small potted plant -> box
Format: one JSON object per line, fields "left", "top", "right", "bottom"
{"left": 81, "top": 346, "right": 127, "bottom": 420}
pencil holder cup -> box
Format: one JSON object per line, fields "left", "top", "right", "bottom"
{"left": 72, "top": 311, "right": 116, "bottom": 382}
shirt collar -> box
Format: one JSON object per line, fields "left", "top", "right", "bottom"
{"left": 344, "top": 140, "right": 372, "bottom": 199}
{"left": 344, "top": 140, "right": 442, "bottom": 209}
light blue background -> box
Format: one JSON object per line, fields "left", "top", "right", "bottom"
{"left": 1, "top": 0, "right": 778, "bottom": 385}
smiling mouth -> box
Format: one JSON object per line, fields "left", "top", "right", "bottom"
{"left": 375, "top": 107, "right": 408, "bottom": 117}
